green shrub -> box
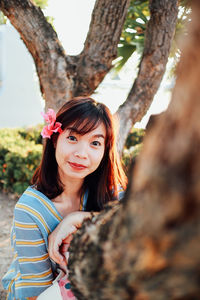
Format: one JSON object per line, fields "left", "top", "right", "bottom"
{"left": 122, "top": 144, "right": 143, "bottom": 172}
{"left": 0, "top": 128, "right": 42, "bottom": 195}
{"left": 125, "top": 128, "right": 145, "bottom": 149}
{"left": 18, "top": 124, "right": 43, "bottom": 144}
{"left": 122, "top": 128, "right": 145, "bottom": 172}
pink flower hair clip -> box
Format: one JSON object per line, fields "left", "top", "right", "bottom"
{"left": 41, "top": 109, "right": 63, "bottom": 139}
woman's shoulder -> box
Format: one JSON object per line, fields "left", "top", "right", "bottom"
{"left": 16, "top": 186, "right": 49, "bottom": 210}
{"left": 117, "top": 185, "right": 125, "bottom": 201}
{"left": 15, "top": 186, "right": 62, "bottom": 220}
{"left": 14, "top": 186, "right": 62, "bottom": 232}
{"left": 111, "top": 185, "right": 125, "bottom": 201}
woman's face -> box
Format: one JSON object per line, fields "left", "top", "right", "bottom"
{"left": 55, "top": 122, "right": 106, "bottom": 183}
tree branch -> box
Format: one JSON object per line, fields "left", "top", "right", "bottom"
{"left": 72, "top": 0, "right": 130, "bottom": 96}
{"left": 116, "top": 0, "right": 178, "bottom": 153}
{"left": 0, "top": 0, "right": 131, "bottom": 110}
{"left": 0, "top": 0, "right": 73, "bottom": 110}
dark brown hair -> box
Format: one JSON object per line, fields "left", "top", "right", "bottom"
{"left": 32, "top": 97, "right": 127, "bottom": 211}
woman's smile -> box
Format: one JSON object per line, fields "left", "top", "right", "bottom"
{"left": 55, "top": 122, "right": 106, "bottom": 182}
{"left": 68, "top": 161, "right": 88, "bottom": 170}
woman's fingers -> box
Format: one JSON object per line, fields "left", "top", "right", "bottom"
{"left": 60, "top": 242, "right": 70, "bottom": 253}
{"left": 48, "top": 225, "right": 77, "bottom": 264}
{"left": 48, "top": 212, "right": 95, "bottom": 265}
{"left": 48, "top": 236, "right": 64, "bottom": 264}
{"left": 62, "top": 234, "right": 73, "bottom": 244}
{"left": 68, "top": 211, "right": 93, "bottom": 228}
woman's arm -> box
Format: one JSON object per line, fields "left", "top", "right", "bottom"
{"left": 13, "top": 203, "right": 54, "bottom": 298}
{"left": 48, "top": 211, "right": 93, "bottom": 266}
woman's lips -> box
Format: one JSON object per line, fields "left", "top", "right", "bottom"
{"left": 68, "top": 162, "right": 87, "bottom": 170}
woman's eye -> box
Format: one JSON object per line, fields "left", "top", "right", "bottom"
{"left": 92, "top": 141, "right": 101, "bottom": 146}
{"left": 67, "top": 135, "right": 77, "bottom": 141}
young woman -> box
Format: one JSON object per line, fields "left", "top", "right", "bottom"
{"left": 2, "top": 97, "right": 127, "bottom": 300}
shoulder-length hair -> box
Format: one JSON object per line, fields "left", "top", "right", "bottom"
{"left": 32, "top": 97, "right": 127, "bottom": 211}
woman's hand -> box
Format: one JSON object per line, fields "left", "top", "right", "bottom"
{"left": 48, "top": 211, "right": 92, "bottom": 267}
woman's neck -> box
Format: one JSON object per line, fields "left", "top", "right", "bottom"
{"left": 52, "top": 177, "right": 84, "bottom": 217}
{"left": 62, "top": 178, "right": 83, "bottom": 199}
{"left": 58, "top": 169, "right": 84, "bottom": 199}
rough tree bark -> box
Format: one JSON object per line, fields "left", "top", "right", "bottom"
{"left": 117, "top": 0, "right": 178, "bottom": 153}
{"left": 0, "top": 0, "right": 178, "bottom": 150}
{"left": 68, "top": 1, "right": 200, "bottom": 299}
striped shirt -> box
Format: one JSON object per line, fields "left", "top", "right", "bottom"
{"left": 2, "top": 186, "right": 124, "bottom": 299}
{"left": 2, "top": 186, "right": 88, "bottom": 299}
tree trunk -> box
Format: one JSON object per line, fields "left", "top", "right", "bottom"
{"left": 117, "top": 0, "right": 178, "bottom": 154}
{"left": 68, "top": 1, "right": 200, "bottom": 299}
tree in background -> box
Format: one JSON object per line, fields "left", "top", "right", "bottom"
{"left": 0, "top": 0, "right": 178, "bottom": 151}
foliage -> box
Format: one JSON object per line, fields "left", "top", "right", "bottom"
{"left": 125, "top": 127, "right": 145, "bottom": 149}
{"left": 115, "top": 0, "right": 191, "bottom": 73}
{"left": 122, "top": 144, "right": 143, "bottom": 173}
{"left": 17, "top": 124, "right": 43, "bottom": 144}
{"left": 33, "top": 0, "right": 49, "bottom": 9}
{"left": 0, "top": 128, "right": 42, "bottom": 195}
{"left": 0, "top": 11, "right": 6, "bottom": 24}
{"left": 122, "top": 127, "right": 145, "bottom": 173}
{"left": 116, "top": 0, "right": 149, "bottom": 72}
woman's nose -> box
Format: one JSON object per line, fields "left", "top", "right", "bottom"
{"left": 74, "top": 145, "right": 87, "bottom": 159}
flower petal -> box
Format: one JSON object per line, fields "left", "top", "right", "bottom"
{"left": 41, "top": 109, "right": 56, "bottom": 124}
{"left": 41, "top": 125, "right": 52, "bottom": 138}
{"left": 52, "top": 122, "right": 63, "bottom": 133}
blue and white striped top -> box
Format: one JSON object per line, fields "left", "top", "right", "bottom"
{"left": 2, "top": 186, "right": 88, "bottom": 299}
{"left": 2, "top": 185, "right": 124, "bottom": 299}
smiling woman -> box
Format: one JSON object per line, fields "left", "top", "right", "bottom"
{"left": 33, "top": 97, "right": 127, "bottom": 210}
{"left": 2, "top": 97, "right": 127, "bottom": 300}
{"left": 56, "top": 124, "right": 105, "bottom": 177}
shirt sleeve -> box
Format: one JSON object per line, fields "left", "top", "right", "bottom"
{"left": 118, "top": 186, "right": 125, "bottom": 201}
{"left": 12, "top": 204, "right": 54, "bottom": 298}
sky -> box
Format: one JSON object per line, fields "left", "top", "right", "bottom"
{"left": 44, "top": 0, "right": 96, "bottom": 55}
{"left": 44, "top": 0, "right": 173, "bottom": 128}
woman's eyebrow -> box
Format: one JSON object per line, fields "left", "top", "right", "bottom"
{"left": 92, "top": 134, "right": 105, "bottom": 139}
{"left": 67, "top": 127, "right": 105, "bottom": 139}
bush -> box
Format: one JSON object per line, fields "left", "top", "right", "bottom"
{"left": 0, "top": 128, "right": 42, "bottom": 195}
{"left": 122, "top": 127, "right": 145, "bottom": 172}
{"left": 18, "top": 124, "right": 43, "bottom": 144}
{"left": 125, "top": 128, "right": 145, "bottom": 149}
{"left": 122, "top": 144, "right": 143, "bottom": 172}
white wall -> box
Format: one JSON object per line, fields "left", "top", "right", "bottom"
{"left": 0, "top": 24, "right": 43, "bottom": 128}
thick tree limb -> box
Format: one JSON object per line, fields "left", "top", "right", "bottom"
{"left": 68, "top": 1, "right": 200, "bottom": 299}
{"left": 116, "top": 0, "right": 178, "bottom": 153}
{"left": 72, "top": 0, "right": 130, "bottom": 96}
{"left": 0, "top": 0, "right": 130, "bottom": 110}
{"left": 0, "top": 0, "right": 73, "bottom": 110}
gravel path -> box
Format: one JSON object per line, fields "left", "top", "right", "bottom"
{"left": 0, "top": 192, "right": 17, "bottom": 300}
